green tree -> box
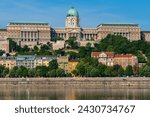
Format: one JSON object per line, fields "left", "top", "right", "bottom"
{"left": 104, "top": 67, "right": 113, "bottom": 77}
{"left": 78, "top": 44, "right": 93, "bottom": 58}
{"left": 56, "top": 68, "right": 66, "bottom": 77}
{"left": 118, "top": 67, "right": 125, "bottom": 77}
{"left": 112, "top": 65, "right": 124, "bottom": 76}
{"left": 52, "top": 36, "right": 64, "bottom": 42}
{"left": 139, "top": 65, "right": 150, "bottom": 77}
{"left": 9, "top": 66, "right": 18, "bottom": 77}
{"left": 38, "top": 44, "right": 52, "bottom": 55}
{"left": 16, "top": 66, "right": 28, "bottom": 77}
{"left": 97, "top": 64, "right": 107, "bottom": 77}
{"left": 53, "top": 49, "right": 65, "bottom": 56}
{"left": 28, "top": 69, "right": 36, "bottom": 77}
{"left": 22, "top": 45, "right": 30, "bottom": 52}
{"left": 0, "top": 50, "right": 5, "bottom": 56}
{"left": 66, "top": 51, "right": 78, "bottom": 60}
{"left": 49, "top": 59, "right": 58, "bottom": 70}
{"left": 73, "top": 57, "right": 102, "bottom": 77}
{"left": 136, "top": 51, "right": 146, "bottom": 63}
{"left": 125, "top": 65, "right": 134, "bottom": 76}
{"left": 40, "top": 44, "right": 50, "bottom": 51}
{"left": 48, "top": 70, "right": 56, "bottom": 77}
{"left": 95, "top": 34, "right": 131, "bottom": 54}
{"left": 75, "top": 63, "right": 86, "bottom": 77}
{"left": 8, "top": 39, "right": 21, "bottom": 52}
{"left": 72, "top": 70, "right": 79, "bottom": 76}
{"left": 35, "top": 66, "right": 49, "bottom": 77}
{"left": 89, "top": 67, "right": 99, "bottom": 77}
{"left": 0, "top": 66, "right": 8, "bottom": 77}
{"left": 67, "top": 37, "right": 78, "bottom": 49}
{"left": 33, "top": 46, "right": 39, "bottom": 53}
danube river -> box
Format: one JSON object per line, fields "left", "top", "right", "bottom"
{"left": 0, "top": 78, "right": 150, "bottom": 100}
{"left": 0, "top": 86, "right": 150, "bottom": 100}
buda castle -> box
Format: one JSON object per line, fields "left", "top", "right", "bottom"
{"left": 0, "top": 7, "right": 150, "bottom": 52}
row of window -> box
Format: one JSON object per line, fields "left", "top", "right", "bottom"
{"left": 8, "top": 27, "right": 49, "bottom": 30}
{"left": 100, "top": 28, "right": 139, "bottom": 31}
{"left": 21, "top": 39, "right": 37, "bottom": 42}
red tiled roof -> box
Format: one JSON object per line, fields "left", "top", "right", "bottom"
{"left": 114, "top": 54, "right": 135, "bottom": 58}
{"left": 92, "top": 52, "right": 136, "bottom": 58}
{"left": 105, "top": 52, "right": 114, "bottom": 57}
{"left": 91, "top": 52, "right": 101, "bottom": 57}
{"left": 91, "top": 52, "right": 114, "bottom": 57}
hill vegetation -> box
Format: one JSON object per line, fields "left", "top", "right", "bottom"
{"left": 0, "top": 35, "right": 150, "bottom": 77}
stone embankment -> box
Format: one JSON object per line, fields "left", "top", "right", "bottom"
{"left": 0, "top": 77, "right": 150, "bottom": 89}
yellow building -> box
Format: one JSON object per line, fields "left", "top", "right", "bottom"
{"left": 68, "top": 60, "right": 78, "bottom": 74}
{"left": 57, "top": 56, "right": 78, "bottom": 74}
{"left": 0, "top": 56, "right": 16, "bottom": 69}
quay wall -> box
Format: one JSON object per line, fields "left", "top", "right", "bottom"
{"left": 0, "top": 77, "right": 150, "bottom": 89}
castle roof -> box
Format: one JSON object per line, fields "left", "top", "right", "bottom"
{"left": 67, "top": 7, "right": 79, "bottom": 18}
{"left": 97, "top": 23, "right": 139, "bottom": 28}
{"left": 8, "top": 22, "right": 49, "bottom": 26}
{"left": 0, "top": 29, "right": 7, "bottom": 31}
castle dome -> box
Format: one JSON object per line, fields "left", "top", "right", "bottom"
{"left": 67, "top": 7, "right": 79, "bottom": 18}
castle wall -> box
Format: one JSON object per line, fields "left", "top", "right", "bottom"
{"left": 6, "top": 22, "right": 51, "bottom": 47}
{"left": 141, "top": 31, "right": 150, "bottom": 41}
{"left": 0, "top": 29, "right": 7, "bottom": 40}
{"left": 97, "top": 24, "right": 141, "bottom": 41}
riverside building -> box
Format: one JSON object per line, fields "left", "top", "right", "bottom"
{"left": 91, "top": 52, "right": 138, "bottom": 69}
{"left": 0, "top": 55, "right": 16, "bottom": 69}
{"left": 0, "top": 7, "right": 150, "bottom": 51}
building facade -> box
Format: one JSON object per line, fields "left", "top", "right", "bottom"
{"left": 0, "top": 40, "right": 9, "bottom": 53}
{"left": 0, "top": 7, "right": 150, "bottom": 52}
{"left": 57, "top": 56, "right": 78, "bottom": 74}
{"left": 68, "top": 60, "right": 78, "bottom": 74}
{"left": 57, "top": 56, "right": 69, "bottom": 73}
{"left": 113, "top": 54, "right": 138, "bottom": 69}
{"left": 7, "top": 22, "right": 50, "bottom": 48}
{"left": 141, "top": 31, "right": 150, "bottom": 41}
{"left": 0, "top": 55, "right": 16, "bottom": 69}
{"left": 97, "top": 23, "right": 141, "bottom": 41}
{"left": 91, "top": 52, "right": 138, "bottom": 69}
{"left": 34, "top": 55, "right": 57, "bottom": 67}
{"left": 91, "top": 52, "right": 114, "bottom": 66}
{"left": 16, "top": 55, "right": 35, "bottom": 69}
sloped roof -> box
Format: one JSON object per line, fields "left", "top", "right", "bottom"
{"left": 92, "top": 52, "right": 136, "bottom": 58}
{"left": 91, "top": 52, "right": 114, "bottom": 57}
{"left": 114, "top": 54, "right": 135, "bottom": 58}
{"left": 97, "top": 23, "right": 139, "bottom": 28}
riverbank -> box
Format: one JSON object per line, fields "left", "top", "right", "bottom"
{"left": 0, "top": 77, "right": 150, "bottom": 89}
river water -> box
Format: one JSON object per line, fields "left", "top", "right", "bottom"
{"left": 0, "top": 86, "right": 150, "bottom": 100}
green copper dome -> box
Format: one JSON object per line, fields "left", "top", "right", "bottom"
{"left": 67, "top": 7, "right": 79, "bottom": 17}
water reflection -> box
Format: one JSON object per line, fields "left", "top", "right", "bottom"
{"left": 0, "top": 85, "right": 150, "bottom": 100}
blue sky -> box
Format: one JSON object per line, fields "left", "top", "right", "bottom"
{"left": 0, "top": 0, "right": 149, "bottom": 30}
